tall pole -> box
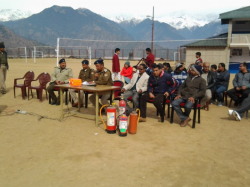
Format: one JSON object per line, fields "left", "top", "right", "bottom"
{"left": 151, "top": 6, "right": 154, "bottom": 52}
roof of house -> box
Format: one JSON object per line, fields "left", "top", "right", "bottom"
{"left": 182, "top": 33, "right": 228, "bottom": 47}
{"left": 219, "top": 6, "right": 250, "bottom": 24}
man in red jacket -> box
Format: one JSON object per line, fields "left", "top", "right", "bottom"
{"left": 144, "top": 48, "right": 155, "bottom": 69}
{"left": 112, "top": 48, "right": 121, "bottom": 81}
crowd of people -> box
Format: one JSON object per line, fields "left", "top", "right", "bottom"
{"left": 1, "top": 41, "right": 249, "bottom": 125}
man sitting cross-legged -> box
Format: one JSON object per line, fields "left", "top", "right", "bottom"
{"left": 228, "top": 93, "right": 250, "bottom": 121}
{"left": 139, "top": 64, "right": 176, "bottom": 122}
{"left": 121, "top": 64, "right": 149, "bottom": 114}
{"left": 69, "top": 60, "right": 95, "bottom": 107}
{"left": 227, "top": 62, "right": 250, "bottom": 107}
{"left": 172, "top": 65, "right": 206, "bottom": 127}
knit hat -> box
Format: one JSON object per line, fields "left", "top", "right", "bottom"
{"left": 82, "top": 60, "right": 89, "bottom": 65}
{"left": 125, "top": 61, "right": 130, "bottom": 66}
{"left": 94, "top": 59, "right": 104, "bottom": 65}
{"left": 0, "top": 42, "right": 5, "bottom": 48}
{"left": 59, "top": 58, "right": 65, "bottom": 64}
{"left": 192, "top": 65, "right": 202, "bottom": 75}
{"left": 176, "top": 63, "right": 183, "bottom": 70}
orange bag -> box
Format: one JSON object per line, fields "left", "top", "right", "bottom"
{"left": 69, "top": 78, "right": 82, "bottom": 86}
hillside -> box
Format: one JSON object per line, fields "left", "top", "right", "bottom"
{"left": 0, "top": 24, "right": 42, "bottom": 47}
{"left": 1, "top": 6, "right": 136, "bottom": 48}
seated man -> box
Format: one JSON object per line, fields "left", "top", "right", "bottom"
{"left": 228, "top": 93, "right": 250, "bottom": 121}
{"left": 213, "top": 63, "right": 230, "bottom": 106}
{"left": 121, "top": 64, "right": 149, "bottom": 112}
{"left": 139, "top": 64, "right": 176, "bottom": 122}
{"left": 47, "top": 58, "right": 73, "bottom": 105}
{"left": 211, "top": 64, "right": 217, "bottom": 72}
{"left": 163, "top": 62, "right": 173, "bottom": 74}
{"left": 69, "top": 60, "right": 95, "bottom": 107}
{"left": 200, "top": 62, "right": 216, "bottom": 108}
{"left": 89, "top": 59, "right": 114, "bottom": 112}
{"left": 171, "top": 63, "right": 187, "bottom": 89}
{"left": 172, "top": 65, "right": 206, "bottom": 127}
{"left": 227, "top": 62, "right": 250, "bottom": 106}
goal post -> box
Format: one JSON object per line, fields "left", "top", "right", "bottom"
{"left": 56, "top": 38, "right": 92, "bottom": 67}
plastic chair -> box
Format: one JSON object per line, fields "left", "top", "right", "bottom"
{"left": 28, "top": 72, "right": 51, "bottom": 102}
{"left": 170, "top": 98, "right": 201, "bottom": 128}
{"left": 112, "top": 80, "right": 124, "bottom": 101}
{"left": 14, "top": 71, "right": 35, "bottom": 99}
{"left": 228, "top": 93, "right": 242, "bottom": 108}
{"left": 147, "top": 96, "right": 171, "bottom": 123}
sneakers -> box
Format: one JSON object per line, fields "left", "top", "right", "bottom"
{"left": 1, "top": 90, "right": 6, "bottom": 94}
{"left": 233, "top": 111, "right": 241, "bottom": 121}
{"left": 217, "top": 102, "right": 222, "bottom": 106}
{"left": 228, "top": 109, "right": 234, "bottom": 116}
{"left": 139, "top": 117, "right": 146, "bottom": 122}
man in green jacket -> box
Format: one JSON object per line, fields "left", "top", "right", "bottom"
{"left": 47, "top": 58, "right": 73, "bottom": 105}
{"left": 0, "top": 42, "right": 9, "bottom": 94}
{"left": 69, "top": 60, "right": 95, "bottom": 107}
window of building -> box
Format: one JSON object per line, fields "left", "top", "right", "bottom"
{"left": 232, "top": 49, "right": 242, "bottom": 56}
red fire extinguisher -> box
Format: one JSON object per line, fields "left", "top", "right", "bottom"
{"left": 119, "top": 94, "right": 126, "bottom": 116}
{"left": 118, "top": 115, "right": 128, "bottom": 137}
{"left": 100, "top": 102, "right": 117, "bottom": 134}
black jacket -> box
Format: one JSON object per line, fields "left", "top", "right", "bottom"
{"left": 201, "top": 71, "right": 216, "bottom": 90}
{"left": 0, "top": 51, "right": 9, "bottom": 70}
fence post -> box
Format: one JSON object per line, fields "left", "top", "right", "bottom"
{"left": 143, "top": 50, "right": 145, "bottom": 58}
{"left": 103, "top": 49, "right": 105, "bottom": 59}
{"left": 154, "top": 50, "right": 156, "bottom": 60}
{"left": 122, "top": 50, "right": 124, "bottom": 60}
{"left": 95, "top": 50, "right": 96, "bottom": 59}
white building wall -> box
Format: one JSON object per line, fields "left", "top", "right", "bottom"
{"left": 185, "top": 47, "right": 229, "bottom": 68}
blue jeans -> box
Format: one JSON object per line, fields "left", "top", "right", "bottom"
{"left": 213, "top": 85, "right": 227, "bottom": 102}
{"left": 124, "top": 77, "right": 131, "bottom": 84}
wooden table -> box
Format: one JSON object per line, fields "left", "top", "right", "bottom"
{"left": 54, "top": 84, "right": 120, "bottom": 126}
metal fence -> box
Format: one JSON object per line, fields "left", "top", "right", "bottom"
{"left": 5, "top": 47, "right": 186, "bottom": 62}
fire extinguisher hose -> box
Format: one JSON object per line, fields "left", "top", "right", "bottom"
{"left": 99, "top": 104, "right": 109, "bottom": 130}
{"left": 136, "top": 108, "right": 140, "bottom": 123}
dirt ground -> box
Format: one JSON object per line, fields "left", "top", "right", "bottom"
{"left": 0, "top": 58, "right": 250, "bottom": 187}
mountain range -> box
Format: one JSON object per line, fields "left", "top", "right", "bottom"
{"left": 0, "top": 6, "right": 228, "bottom": 49}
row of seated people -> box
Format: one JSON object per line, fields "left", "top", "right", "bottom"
{"left": 47, "top": 58, "right": 250, "bottom": 125}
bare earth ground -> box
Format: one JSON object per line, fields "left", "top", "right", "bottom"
{"left": 0, "top": 58, "right": 250, "bottom": 187}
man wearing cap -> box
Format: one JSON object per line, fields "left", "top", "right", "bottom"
{"left": 47, "top": 58, "right": 73, "bottom": 105}
{"left": 120, "top": 61, "right": 133, "bottom": 84}
{"left": 171, "top": 63, "right": 187, "bottom": 90}
{"left": 143, "top": 48, "right": 155, "bottom": 69}
{"left": 112, "top": 48, "right": 121, "bottom": 81}
{"left": 0, "top": 42, "right": 9, "bottom": 94}
{"left": 69, "top": 60, "right": 95, "bottom": 107}
{"left": 89, "top": 59, "right": 114, "bottom": 112}
{"left": 172, "top": 65, "right": 206, "bottom": 127}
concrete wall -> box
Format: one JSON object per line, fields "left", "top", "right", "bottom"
{"left": 230, "top": 47, "right": 250, "bottom": 63}
{"left": 185, "top": 47, "right": 229, "bottom": 68}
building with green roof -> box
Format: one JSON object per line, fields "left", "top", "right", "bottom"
{"left": 182, "top": 6, "right": 250, "bottom": 69}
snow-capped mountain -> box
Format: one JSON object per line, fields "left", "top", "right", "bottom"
{"left": 0, "top": 9, "right": 32, "bottom": 22}
{"left": 158, "top": 13, "right": 219, "bottom": 30}
{"left": 113, "top": 13, "right": 219, "bottom": 30}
